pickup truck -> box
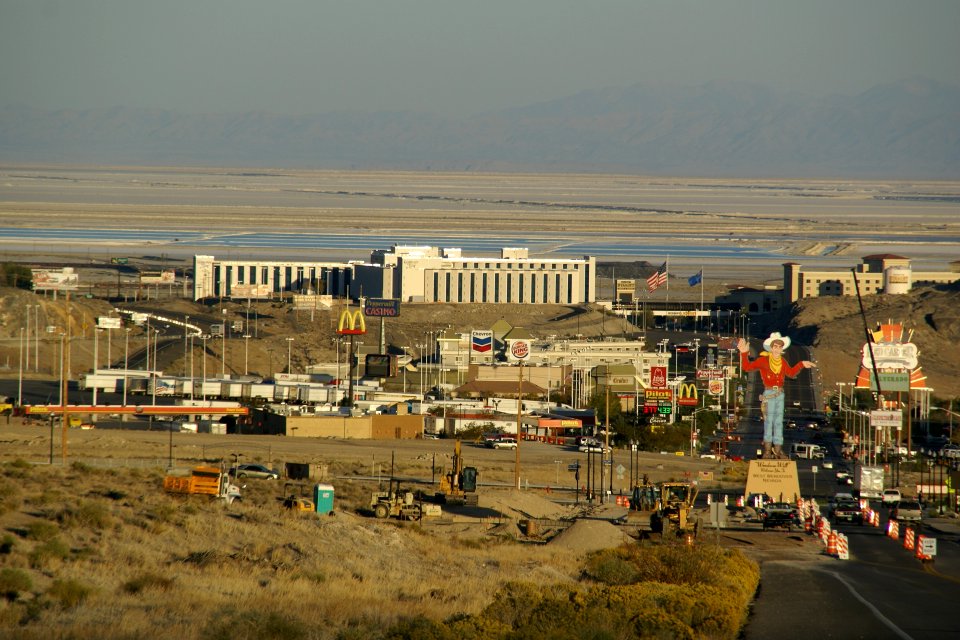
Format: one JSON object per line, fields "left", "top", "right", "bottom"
{"left": 831, "top": 500, "right": 864, "bottom": 525}
{"left": 759, "top": 502, "right": 801, "bottom": 531}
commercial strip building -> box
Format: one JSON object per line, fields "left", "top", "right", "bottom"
{"left": 193, "top": 245, "right": 597, "bottom": 305}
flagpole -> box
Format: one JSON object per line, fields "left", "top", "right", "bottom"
{"left": 699, "top": 266, "right": 704, "bottom": 334}
{"left": 665, "top": 256, "right": 670, "bottom": 303}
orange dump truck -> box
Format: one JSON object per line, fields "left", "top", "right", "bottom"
{"left": 163, "top": 466, "right": 242, "bottom": 504}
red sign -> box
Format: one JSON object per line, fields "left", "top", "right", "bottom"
{"left": 651, "top": 366, "right": 667, "bottom": 388}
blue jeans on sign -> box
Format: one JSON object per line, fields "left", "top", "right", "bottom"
{"left": 762, "top": 389, "right": 785, "bottom": 445}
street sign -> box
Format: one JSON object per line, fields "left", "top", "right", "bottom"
{"left": 567, "top": 463, "right": 580, "bottom": 472}
{"left": 920, "top": 537, "right": 937, "bottom": 557}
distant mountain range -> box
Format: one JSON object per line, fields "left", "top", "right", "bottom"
{"left": 2, "top": 77, "right": 957, "bottom": 178}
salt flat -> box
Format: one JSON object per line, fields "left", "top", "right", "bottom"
{"left": 1, "top": 165, "right": 957, "bottom": 281}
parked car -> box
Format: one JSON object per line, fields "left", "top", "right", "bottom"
{"left": 941, "top": 445, "right": 960, "bottom": 459}
{"left": 891, "top": 500, "right": 923, "bottom": 522}
{"left": 490, "top": 438, "right": 517, "bottom": 450}
{"left": 882, "top": 489, "right": 901, "bottom": 506}
{"left": 228, "top": 464, "right": 279, "bottom": 480}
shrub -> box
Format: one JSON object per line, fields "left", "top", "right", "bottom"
{"left": 26, "top": 520, "right": 60, "bottom": 541}
{"left": 28, "top": 537, "right": 70, "bottom": 569}
{"left": 47, "top": 578, "right": 92, "bottom": 608}
{"left": 204, "top": 609, "right": 310, "bottom": 640}
{"left": 58, "top": 500, "right": 113, "bottom": 530}
{"left": 384, "top": 615, "right": 452, "bottom": 640}
{"left": 121, "top": 572, "right": 175, "bottom": 595}
{"left": 0, "top": 534, "right": 15, "bottom": 554}
{"left": 0, "top": 568, "right": 33, "bottom": 601}
{"left": 0, "top": 478, "right": 23, "bottom": 515}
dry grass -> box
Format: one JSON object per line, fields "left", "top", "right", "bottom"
{"left": 0, "top": 460, "right": 758, "bottom": 639}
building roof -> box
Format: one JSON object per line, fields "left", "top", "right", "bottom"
{"left": 452, "top": 380, "right": 546, "bottom": 397}
{"left": 862, "top": 254, "right": 909, "bottom": 260}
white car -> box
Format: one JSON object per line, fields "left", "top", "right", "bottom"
{"left": 578, "top": 443, "right": 610, "bottom": 454}
{"left": 491, "top": 439, "right": 517, "bottom": 450}
{"left": 882, "top": 489, "right": 901, "bottom": 506}
{"left": 941, "top": 446, "right": 960, "bottom": 459}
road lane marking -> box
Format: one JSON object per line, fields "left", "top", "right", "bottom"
{"left": 817, "top": 568, "right": 913, "bottom": 640}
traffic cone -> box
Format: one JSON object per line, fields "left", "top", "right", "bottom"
{"left": 827, "top": 531, "right": 838, "bottom": 556}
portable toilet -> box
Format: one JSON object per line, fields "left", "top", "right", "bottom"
{"left": 313, "top": 483, "right": 335, "bottom": 515}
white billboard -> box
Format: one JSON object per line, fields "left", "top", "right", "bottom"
{"left": 31, "top": 268, "right": 79, "bottom": 291}
{"left": 140, "top": 270, "right": 176, "bottom": 284}
{"left": 97, "top": 317, "right": 122, "bottom": 329}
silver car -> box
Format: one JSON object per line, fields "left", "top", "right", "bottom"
{"left": 229, "top": 464, "right": 279, "bottom": 480}
{"left": 892, "top": 500, "right": 922, "bottom": 522}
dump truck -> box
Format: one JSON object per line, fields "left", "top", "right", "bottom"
{"left": 436, "top": 439, "right": 479, "bottom": 506}
{"left": 163, "top": 466, "right": 242, "bottom": 504}
{"left": 371, "top": 478, "right": 441, "bottom": 521}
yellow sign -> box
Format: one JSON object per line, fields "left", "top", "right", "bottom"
{"left": 337, "top": 309, "right": 367, "bottom": 335}
{"left": 645, "top": 389, "right": 672, "bottom": 401}
{"left": 678, "top": 382, "right": 699, "bottom": 407}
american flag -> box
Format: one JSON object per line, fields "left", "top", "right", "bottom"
{"left": 646, "top": 262, "right": 668, "bottom": 291}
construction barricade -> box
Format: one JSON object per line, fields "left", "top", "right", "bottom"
{"left": 836, "top": 533, "right": 849, "bottom": 560}
{"left": 887, "top": 520, "right": 900, "bottom": 540}
{"left": 826, "top": 531, "right": 838, "bottom": 556}
{"left": 903, "top": 527, "right": 916, "bottom": 551}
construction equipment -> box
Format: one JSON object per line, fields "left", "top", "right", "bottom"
{"left": 279, "top": 482, "right": 315, "bottom": 513}
{"left": 625, "top": 479, "right": 699, "bottom": 537}
{"left": 371, "top": 477, "right": 441, "bottom": 521}
{"left": 657, "top": 481, "right": 699, "bottom": 537}
{"left": 436, "top": 439, "right": 479, "bottom": 506}
{"left": 163, "top": 465, "right": 242, "bottom": 505}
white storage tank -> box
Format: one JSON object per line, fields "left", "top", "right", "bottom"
{"left": 884, "top": 266, "right": 911, "bottom": 294}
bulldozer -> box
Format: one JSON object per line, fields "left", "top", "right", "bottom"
{"left": 625, "top": 478, "right": 699, "bottom": 538}
{"left": 436, "top": 439, "right": 479, "bottom": 506}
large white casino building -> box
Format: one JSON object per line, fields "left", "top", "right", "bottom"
{"left": 193, "top": 246, "right": 597, "bottom": 305}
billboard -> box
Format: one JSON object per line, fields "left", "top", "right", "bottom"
{"left": 231, "top": 284, "right": 271, "bottom": 299}
{"left": 650, "top": 366, "right": 667, "bottom": 388}
{"left": 507, "top": 339, "right": 530, "bottom": 362}
{"left": 97, "top": 317, "right": 122, "bottom": 329}
{"left": 31, "top": 268, "right": 79, "bottom": 291}
{"left": 140, "top": 270, "right": 175, "bottom": 284}
{"left": 615, "top": 279, "right": 635, "bottom": 303}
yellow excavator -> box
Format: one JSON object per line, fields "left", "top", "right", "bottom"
{"left": 436, "top": 440, "right": 479, "bottom": 506}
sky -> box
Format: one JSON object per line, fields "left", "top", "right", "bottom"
{"left": 2, "top": 0, "right": 959, "bottom": 118}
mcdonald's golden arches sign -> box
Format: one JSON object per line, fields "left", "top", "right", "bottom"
{"left": 677, "top": 382, "right": 699, "bottom": 407}
{"left": 337, "top": 309, "right": 367, "bottom": 335}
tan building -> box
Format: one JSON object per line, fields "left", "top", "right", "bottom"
{"left": 783, "top": 254, "right": 959, "bottom": 304}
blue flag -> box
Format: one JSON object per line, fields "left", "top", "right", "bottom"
{"left": 687, "top": 270, "right": 702, "bottom": 287}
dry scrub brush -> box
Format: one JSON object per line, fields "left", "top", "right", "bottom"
{"left": 0, "top": 460, "right": 757, "bottom": 639}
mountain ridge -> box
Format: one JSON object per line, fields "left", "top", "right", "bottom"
{"left": 2, "top": 77, "right": 957, "bottom": 178}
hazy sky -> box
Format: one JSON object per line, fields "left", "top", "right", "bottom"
{"left": 3, "top": 1, "right": 958, "bottom": 117}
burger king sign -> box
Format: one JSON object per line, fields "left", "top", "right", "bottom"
{"left": 509, "top": 339, "right": 530, "bottom": 361}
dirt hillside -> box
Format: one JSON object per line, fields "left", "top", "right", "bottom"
{"left": 784, "top": 281, "right": 960, "bottom": 400}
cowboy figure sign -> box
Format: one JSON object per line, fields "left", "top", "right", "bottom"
{"left": 738, "top": 332, "right": 816, "bottom": 459}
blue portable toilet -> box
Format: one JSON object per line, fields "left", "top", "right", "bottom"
{"left": 313, "top": 483, "right": 335, "bottom": 515}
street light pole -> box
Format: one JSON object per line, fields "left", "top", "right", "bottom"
{"left": 17, "top": 327, "right": 24, "bottom": 408}
{"left": 123, "top": 328, "right": 130, "bottom": 407}
{"left": 286, "top": 337, "right": 294, "bottom": 374}
{"left": 243, "top": 334, "right": 250, "bottom": 375}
